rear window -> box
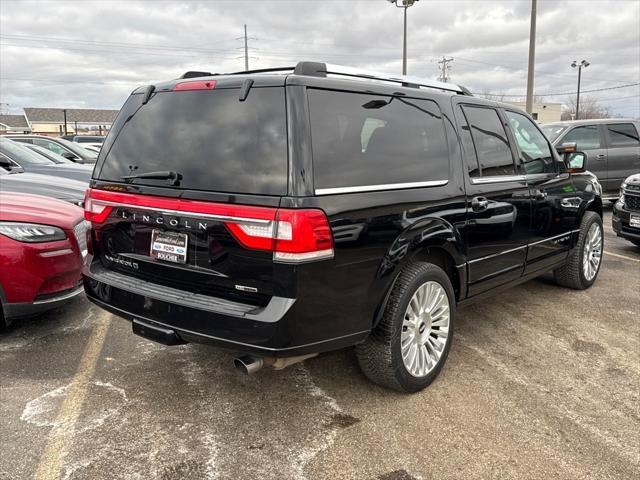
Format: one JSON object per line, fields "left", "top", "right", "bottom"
{"left": 308, "top": 89, "right": 449, "bottom": 192}
{"left": 97, "top": 87, "right": 287, "bottom": 195}
{"left": 607, "top": 123, "right": 639, "bottom": 147}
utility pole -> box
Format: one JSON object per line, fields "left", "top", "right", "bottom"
{"left": 243, "top": 24, "right": 249, "bottom": 71}
{"left": 63, "top": 109, "right": 68, "bottom": 135}
{"left": 437, "top": 57, "right": 454, "bottom": 83}
{"left": 525, "top": 0, "right": 537, "bottom": 114}
{"left": 571, "top": 60, "right": 590, "bottom": 120}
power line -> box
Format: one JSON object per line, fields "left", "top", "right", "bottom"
{"left": 471, "top": 82, "right": 640, "bottom": 97}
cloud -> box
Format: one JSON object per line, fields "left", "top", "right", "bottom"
{"left": 0, "top": 0, "right": 638, "bottom": 117}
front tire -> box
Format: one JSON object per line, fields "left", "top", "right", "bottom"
{"left": 554, "top": 211, "right": 603, "bottom": 289}
{"left": 356, "top": 262, "right": 455, "bottom": 393}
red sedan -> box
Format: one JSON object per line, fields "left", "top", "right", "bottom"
{"left": 0, "top": 192, "right": 87, "bottom": 329}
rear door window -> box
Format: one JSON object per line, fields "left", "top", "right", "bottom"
{"left": 606, "top": 123, "right": 640, "bottom": 147}
{"left": 97, "top": 87, "right": 288, "bottom": 195}
{"left": 459, "top": 105, "right": 515, "bottom": 177}
{"left": 308, "top": 89, "right": 449, "bottom": 192}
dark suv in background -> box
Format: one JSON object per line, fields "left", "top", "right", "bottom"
{"left": 613, "top": 173, "right": 640, "bottom": 246}
{"left": 83, "top": 62, "right": 604, "bottom": 392}
{"left": 541, "top": 119, "right": 640, "bottom": 199}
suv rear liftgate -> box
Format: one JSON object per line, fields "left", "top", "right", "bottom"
{"left": 83, "top": 73, "right": 345, "bottom": 361}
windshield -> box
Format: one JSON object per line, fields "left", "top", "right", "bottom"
{"left": 540, "top": 125, "right": 567, "bottom": 143}
{"left": 0, "top": 138, "right": 56, "bottom": 165}
{"left": 97, "top": 87, "right": 288, "bottom": 195}
{"left": 25, "top": 144, "right": 74, "bottom": 164}
{"left": 56, "top": 137, "right": 99, "bottom": 159}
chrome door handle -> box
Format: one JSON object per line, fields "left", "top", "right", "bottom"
{"left": 471, "top": 196, "right": 489, "bottom": 211}
{"left": 596, "top": 154, "right": 606, "bottom": 159}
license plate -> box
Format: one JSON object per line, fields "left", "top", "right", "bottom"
{"left": 150, "top": 229, "right": 188, "bottom": 264}
{"left": 631, "top": 214, "right": 640, "bottom": 229}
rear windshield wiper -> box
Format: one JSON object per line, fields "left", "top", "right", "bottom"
{"left": 121, "top": 170, "right": 182, "bottom": 186}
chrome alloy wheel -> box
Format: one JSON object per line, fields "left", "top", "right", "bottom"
{"left": 583, "top": 223, "right": 602, "bottom": 281}
{"left": 400, "top": 281, "right": 451, "bottom": 378}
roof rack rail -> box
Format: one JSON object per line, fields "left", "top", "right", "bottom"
{"left": 210, "top": 61, "right": 472, "bottom": 95}
{"left": 302, "top": 62, "right": 470, "bottom": 95}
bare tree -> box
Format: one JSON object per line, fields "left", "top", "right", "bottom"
{"left": 478, "top": 89, "right": 507, "bottom": 102}
{"left": 561, "top": 95, "right": 611, "bottom": 121}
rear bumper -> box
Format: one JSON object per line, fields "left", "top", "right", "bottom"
{"left": 83, "top": 262, "right": 369, "bottom": 356}
{"left": 612, "top": 201, "right": 640, "bottom": 242}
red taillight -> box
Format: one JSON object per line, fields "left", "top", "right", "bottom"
{"left": 172, "top": 80, "right": 216, "bottom": 92}
{"left": 84, "top": 189, "right": 113, "bottom": 223}
{"left": 83, "top": 189, "right": 334, "bottom": 263}
{"left": 225, "top": 209, "right": 334, "bottom": 263}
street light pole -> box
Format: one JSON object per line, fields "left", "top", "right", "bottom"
{"left": 388, "top": 0, "right": 419, "bottom": 75}
{"left": 571, "top": 60, "right": 590, "bottom": 120}
{"left": 525, "top": 0, "right": 537, "bottom": 114}
{"left": 402, "top": 5, "right": 408, "bottom": 75}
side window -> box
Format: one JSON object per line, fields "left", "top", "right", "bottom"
{"left": 32, "top": 138, "right": 68, "bottom": 156}
{"left": 460, "top": 105, "right": 515, "bottom": 177}
{"left": 607, "top": 123, "right": 640, "bottom": 147}
{"left": 308, "top": 90, "right": 449, "bottom": 191}
{"left": 561, "top": 126, "right": 601, "bottom": 150}
{"left": 504, "top": 110, "right": 556, "bottom": 174}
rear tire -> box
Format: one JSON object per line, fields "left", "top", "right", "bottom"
{"left": 554, "top": 211, "right": 603, "bottom": 290}
{"left": 356, "top": 262, "right": 455, "bottom": 393}
{"left": 0, "top": 302, "right": 8, "bottom": 332}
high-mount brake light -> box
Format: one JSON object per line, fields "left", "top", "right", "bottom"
{"left": 172, "top": 80, "right": 217, "bottom": 92}
{"left": 83, "top": 189, "right": 334, "bottom": 263}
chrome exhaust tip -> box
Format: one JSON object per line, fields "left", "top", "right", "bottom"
{"left": 233, "top": 355, "right": 264, "bottom": 375}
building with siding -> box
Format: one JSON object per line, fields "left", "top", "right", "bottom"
{"left": 22, "top": 108, "right": 119, "bottom": 136}
{"left": 0, "top": 114, "right": 31, "bottom": 133}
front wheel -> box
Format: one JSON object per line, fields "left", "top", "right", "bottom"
{"left": 554, "top": 211, "right": 603, "bottom": 289}
{"left": 356, "top": 262, "right": 455, "bottom": 393}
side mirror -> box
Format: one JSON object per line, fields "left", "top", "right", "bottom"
{"left": 61, "top": 151, "right": 77, "bottom": 160}
{"left": 566, "top": 152, "right": 586, "bottom": 173}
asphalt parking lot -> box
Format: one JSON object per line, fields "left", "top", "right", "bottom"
{"left": 1, "top": 209, "right": 638, "bottom": 480}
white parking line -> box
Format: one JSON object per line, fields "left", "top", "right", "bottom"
{"left": 604, "top": 250, "right": 640, "bottom": 263}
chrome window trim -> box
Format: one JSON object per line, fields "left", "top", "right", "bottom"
{"left": 470, "top": 175, "right": 526, "bottom": 184}
{"left": 315, "top": 180, "right": 448, "bottom": 196}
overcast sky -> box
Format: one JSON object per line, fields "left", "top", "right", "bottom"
{"left": 1, "top": 0, "right": 638, "bottom": 118}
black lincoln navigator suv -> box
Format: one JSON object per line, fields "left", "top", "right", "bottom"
{"left": 83, "top": 62, "right": 604, "bottom": 392}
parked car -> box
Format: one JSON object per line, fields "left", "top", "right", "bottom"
{"left": 541, "top": 119, "right": 640, "bottom": 199}
{"left": 82, "top": 62, "right": 604, "bottom": 392}
{"left": 60, "top": 135, "right": 105, "bottom": 153}
{"left": 612, "top": 173, "right": 640, "bottom": 247}
{"left": 0, "top": 167, "right": 86, "bottom": 206}
{"left": 0, "top": 138, "right": 93, "bottom": 183}
{"left": 4, "top": 134, "right": 98, "bottom": 164}
{"left": 24, "top": 143, "right": 75, "bottom": 164}
{"left": 0, "top": 192, "right": 87, "bottom": 329}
